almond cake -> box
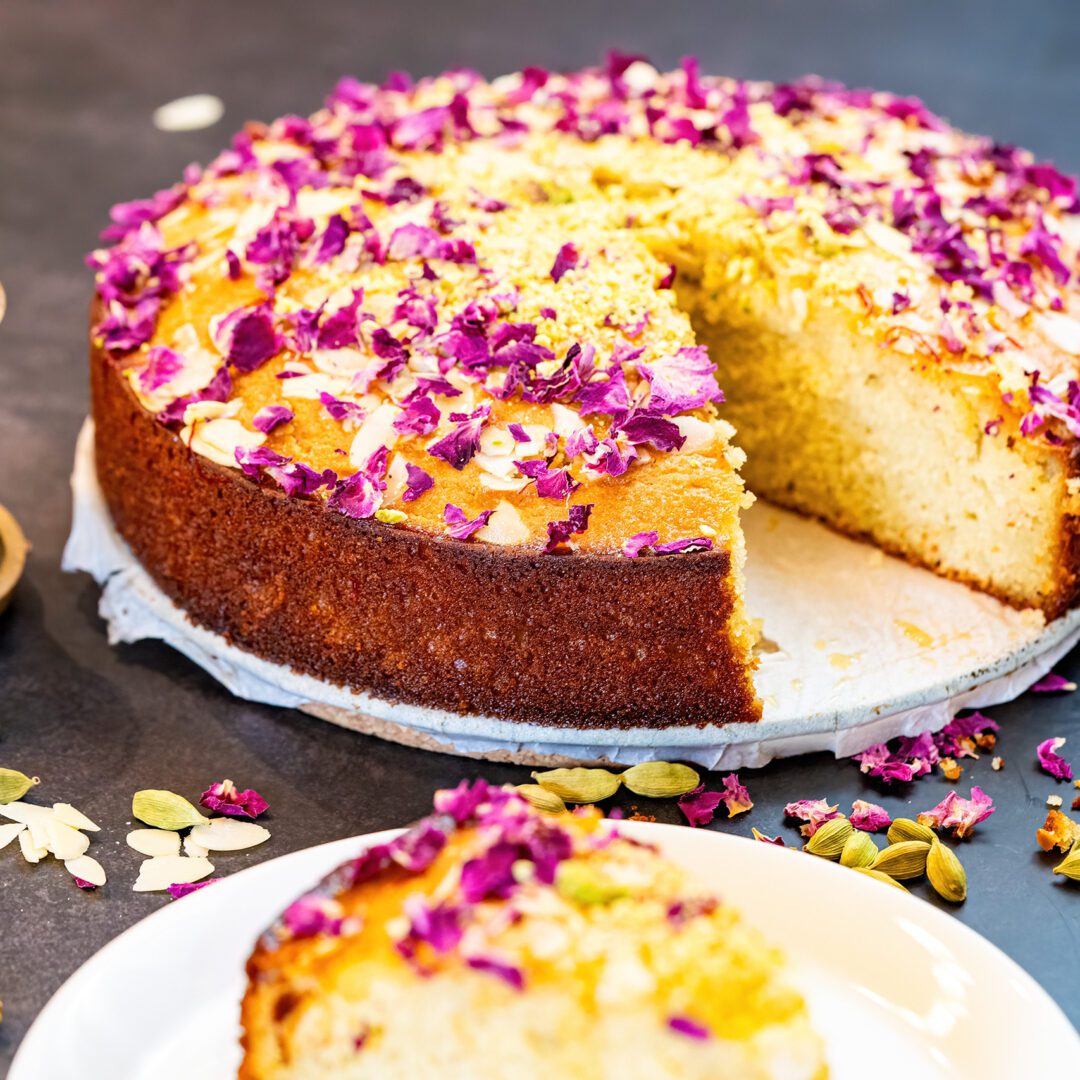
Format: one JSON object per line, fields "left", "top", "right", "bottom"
{"left": 87, "top": 56, "right": 1080, "bottom": 730}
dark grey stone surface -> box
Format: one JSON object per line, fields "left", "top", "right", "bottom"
{"left": 1, "top": 0, "right": 1078, "bottom": 1070}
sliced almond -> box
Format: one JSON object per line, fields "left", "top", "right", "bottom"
{"left": 1, "top": 802, "right": 56, "bottom": 850}
{"left": 127, "top": 829, "right": 182, "bottom": 857}
{"left": 18, "top": 828, "right": 47, "bottom": 864}
{"left": 183, "top": 834, "right": 209, "bottom": 859}
{"left": 44, "top": 817, "right": 91, "bottom": 861}
{"left": 133, "top": 855, "right": 214, "bottom": 893}
{"left": 52, "top": 803, "right": 101, "bottom": 832}
{"left": 189, "top": 818, "right": 270, "bottom": 852}
{"left": 0, "top": 821, "right": 26, "bottom": 851}
{"left": 65, "top": 854, "right": 107, "bottom": 887}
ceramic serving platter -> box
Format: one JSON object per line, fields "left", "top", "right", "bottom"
{"left": 64, "top": 419, "right": 1080, "bottom": 767}
{"left": 11, "top": 821, "right": 1079, "bottom": 1079}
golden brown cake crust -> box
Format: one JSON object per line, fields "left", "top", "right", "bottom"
{"left": 91, "top": 334, "right": 760, "bottom": 729}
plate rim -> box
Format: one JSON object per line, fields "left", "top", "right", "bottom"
{"left": 11, "top": 819, "right": 1079, "bottom": 1078}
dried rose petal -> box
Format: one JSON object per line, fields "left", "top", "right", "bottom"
{"left": 677, "top": 784, "right": 723, "bottom": 827}
{"left": 784, "top": 798, "right": 842, "bottom": 838}
{"left": 751, "top": 829, "right": 785, "bottom": 845}
{"left": 200, "top": 779, "right": 269, "bottom": 819}
{"left": 282, "top": 894, "right": 346, "bottom": 938}
{"left": 1037, "top": 737, "right": 1074, "bottom": 782}
{"left": 466, "top": 955, "right": 525, "bottom": 990}
{"left": 668, "top": 1015, "right": 710, "bottom": 1040}
{"left": 849, "top": 800, "right": 892, "bottom": 832}
{"left": 1031, "top": 673, "right": 1077, "bottom": 693}
{"left": 167, "top": 879, "right": 221, "bottom": 899}
{"left": 719, "top": 773, "right": 752, "bottom": 817}
{"left": 917, "top": 786, "right": 995, "bottom": 839}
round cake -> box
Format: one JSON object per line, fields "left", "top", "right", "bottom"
{"left": 239, "top": 781, "right": 827, "bottom": 1078}
{"left": 87, "top": 56, "right": 1080, "bottom": 732}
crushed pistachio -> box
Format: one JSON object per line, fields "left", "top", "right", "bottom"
{"left": 555, "top": 861, "right": 628, "bottom": 905}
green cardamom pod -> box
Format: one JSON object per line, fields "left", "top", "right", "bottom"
{"left": 132, "top": 789, "right": 208, "bottom": 831}
{"left": 0, "top": 767, "right": 38, "bottom": 804}
{"left": 887, "top": 818, "right": 936, "bottom": 845}
{"left": 839, "top": 829, "right": 879, "bottom": 868}
{"left": 555, "top": 861, "right": 628, "bottom": 905}
{"left": 531, "top": 767, "right": 622, "bottom": 804}
{"left": 804, "top": 816, "right": 854, "bottom": 860}
{"left": 926, "top": 839, "right": 967, "bottom": 902}
{"left": 515, "top": 784, "right": 567, "bottom": 814}
{"left": 853, "top": 867, "right": 910, "bottom": 891}
{"left": 1052, "top": 839, "right": 1080, "bottom": 882}
{"left": 620, "top": 761, "right": 700, "bottom": 799}
{"left": 870, "top": 840, "right": 931, "bottom": 880}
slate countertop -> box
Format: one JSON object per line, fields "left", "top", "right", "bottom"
{"left": 2, "top": 0, "right": 1079, "bottom": 1071}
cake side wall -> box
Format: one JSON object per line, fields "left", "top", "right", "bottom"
{"left": 90, "top": 345, "right": 760, "bottom": 730}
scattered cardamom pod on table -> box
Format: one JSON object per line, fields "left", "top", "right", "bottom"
{"left": 870, "top": 840, "right": 931, "bottom": 880}
{"left": 926, "top": 839, "right": 967, "bottom": 902}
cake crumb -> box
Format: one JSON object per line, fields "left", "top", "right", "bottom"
{"left": 939, "top": 757, "right": 962, "bottom": 781}
{"left": 991, "top": 756, "right": 1004, "bottom": 771}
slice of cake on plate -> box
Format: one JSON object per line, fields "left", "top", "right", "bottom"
{"left": 239, "top": 781, "right": 826, "bottom": 1079}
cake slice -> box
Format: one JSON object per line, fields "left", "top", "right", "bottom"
{"left": 239, "top": 781, "right": 826, "bottom": 1079}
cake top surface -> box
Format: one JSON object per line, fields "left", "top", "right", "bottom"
{"left": 251, "top": 779, "right": 806, "bottom": 1044}
{"left": 88, "top": 56, "right": 1080, "bottom": 553}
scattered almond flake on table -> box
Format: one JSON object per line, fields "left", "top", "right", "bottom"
{"left": 52, "top": 803, "right": 100, "bottom": 831}
{"left": 152, "top": 93, "right": 224, "bottom": 133}
{"left": 0, "top": 822, "right": 25, "bottom": 851}
{"left": 189, "top": 818, "right": 271, "bottom": 852}
{"left": 18, "top": 828, "right": 46, "bottom": 864}
{"left": 65, "top": 854, "right": 106, "bottom": 888}
{"left": 133, "top": 855, "right": 214, "bottom": 893}
{"left": 43, "top": 817, "right": 90, "bottom": 861}
{"left": 1048, "top": 795, "right": 1064, "bottom": 809}
{"left": 126, "top": 828, "right": 181, "bottom": 857}
{"left": 183, "top": 834, "right": 210, "bottom": 858}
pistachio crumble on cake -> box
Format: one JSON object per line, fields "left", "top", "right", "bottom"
{"left": 88, "top": 56, "right": 1080, "bottom": 729}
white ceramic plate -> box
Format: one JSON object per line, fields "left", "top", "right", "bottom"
{"left": 63, "top": 420, "right": 1080, "bottom": 768}
{"left": 11, "top": 821, "right": 1078, "bottom": 1079}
